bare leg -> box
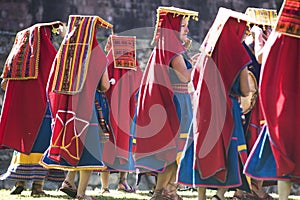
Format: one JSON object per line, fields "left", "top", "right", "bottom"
{"left": 151, "top": 163, "right": 177, "bottom": 199}
{"left": 64, "top": 171, "right": 77, "bottom": 188}
{"left": 119, "top": 171, "right": 127, "bottom": 181}
{"left": 215, "top": 188, "right": 227, "bottom": 200}
{"left": 251, "top": 179, "right": 270, "bottom": 198}
{"left": 100, "top": 171, "right": 110, "bottom": 193}
{"left": 31, "top": 180, "right": 46, "bottom": 196}
{"left": 197, "top": 187, "right": 206, "bottom": 200}
{"left": 59, "top": 171, "right": 77, "bottom": 198}
{"left": 155, "top": 163, "right": 176, "bottom": 190}
{"left": 77, "top": 170, "right": 92, "bottom": 197}
{"left": 278, "top": 180, "right": 291, "bottom": 200}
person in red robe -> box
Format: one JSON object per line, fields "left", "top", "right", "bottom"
{"left": 134, "top": 6, "right": 198, "bottom": 200}
{"left": 99, "top": 35, "right": 142, "bottom": 194}
{"left": 39, "top": 15, "right": 113, "bottom": 200}
{"left": 0, "top": 21, "right": 66, "bottom": 196}
{"left": 177, "top": 8, "right": 254, "bottom": 200}
{"left": 244, "top": 0, "right": 300, "bottom": 199}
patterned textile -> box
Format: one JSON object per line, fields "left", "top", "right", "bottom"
{"left": 0, "top": 151, "right": 65, "bottom": 182}
{"left": 111, "top": 35, "right": 137, "bottom": 70}
{"left": 45, "top": 15, "right": 112, "bottom": 166}
{"left": 52, "top": 15, "right": 113, "bottom": 94}
{"left": 2, "top": 21, "right": 63, "bottom": 80}
{"left": 275, "top": 0, "right": 300, "bottom": 38}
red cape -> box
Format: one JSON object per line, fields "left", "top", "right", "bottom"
{"left": 193, "top": 18, "right": 251, "bottom": 181}
{"left": 103, "top": 49, "right": 142, "bottom": 165}
{"left": 0, "top": 27, "right": 56, "bottom": 153}
{"left": 260, "top": 32, "right": 300, "bottom": 181}
{"left": 135, "top": 13, "right": 184, "bottom": 164}
{"left": 47, "top": 36, "right": 107, "bottom": 165}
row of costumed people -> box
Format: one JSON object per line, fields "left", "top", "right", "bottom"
{"left": 0, "top": 0, "right": 299, "bottom": 199}
{"left": 0, "top": 15, "right": 142, "bottom": 200}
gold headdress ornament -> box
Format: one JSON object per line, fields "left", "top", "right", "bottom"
{"left": 245, "top": 7, "right": 278, "bottom": 28}
{"left": 152, "top": 6, "right": 199, "bottom": 44}
{"left": 275, "top": 0, "right": 300, "bottom": 38}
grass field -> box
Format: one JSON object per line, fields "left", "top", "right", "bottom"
{"left": 2, "top": 189, "right": 298, "bottom": 200}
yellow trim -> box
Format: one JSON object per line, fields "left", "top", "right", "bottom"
{"left": 260, "top": 120, "right": 266, "bottom": 125}
{"left": 132, "top": 138, "right": 136, "bottom": 144}
{"left": 70, "top": 17, "right": 86, "bottom": 92}
{"left": 238, "top": 144, "right": 247, "bottom": 152}
{"left": 39, "top": 161, "right": 107, "bottom": 171}
{"left": 12, "top": 153, "right": 43, "bottom": 165}
{"left": 152, "top": 6, "right": 198, "bottom": 45}
{"left": 176, "top": 152, "right": 183, "bottom": 165}
{"left": 180, "top": 133, "right": 188, "bottom": 139}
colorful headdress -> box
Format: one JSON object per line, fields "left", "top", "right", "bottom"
{"left": 152, "top": 6, "right": 198, "bottom": 44}
{"left": 52, "top": 15, "right": 113, "bottom": 95}
{"left": 275, "top": 0, "right": 300, "bottom": 38}
{"left": 2, "top": 21, "right": 64, "bottom": 80}
{"left": 245, "top": 7, "right": 278, "bottom": 27}
{"left": 200, "top": 7, "right": 256, "bottom": 56}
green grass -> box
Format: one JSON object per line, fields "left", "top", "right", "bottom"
{"left": 1, "top": 189, "right": 300, "bottom": 200}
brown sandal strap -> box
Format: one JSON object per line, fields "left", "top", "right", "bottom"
{"left": 212, "top": 195, "right": 222, "bottom": 200}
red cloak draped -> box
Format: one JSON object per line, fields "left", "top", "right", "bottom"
{"left": 193, "top": 18, "right": 251, "bottom": 181}
{"left": 260, "top": 32, "right": 300, "bottom": 182}
{"left": 0, "top": 25, "right": 60, "bottom": 153}
{"left": 135, "top": 12, "right": 185, "bottom": 165}
{"left": 47, "top": 37, "right": 107, "bottom": 166}
{"left": 103, "top": 45, "right": 142, "bottom": 165}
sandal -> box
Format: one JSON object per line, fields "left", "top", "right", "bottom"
{"left": 251, "top": 181, "right": 274, "bottom": 200}
{"left": 163, "top": 182, "right": 183, "bottom": 200}
{"left": 212, "top": 195, "right": 222, "bottom": 200}
{"left": 59, "top": 180, "right": 77, "bottom": 198}
{"left": 101, "top": 188, "right": 110, "bottom": 194}
{"left": 31, "top": 182, "right": 47, "bottom": 196}
{"left": 150, "top": 188, "right": 169, "bottom": 200}
{"left": 10, "top": 181, "right": 25, "bottom": 195}
{"left": 232, "top": 191, "right": 258, "bottom": 200}
{"left": 117, "top": 179, "right": 136, "bottom": 193}
{"left": 76, "top": 195, "right": 97, "bottom": 200}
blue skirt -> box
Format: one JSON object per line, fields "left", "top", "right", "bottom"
{"left": 244, "top": 125, "right": 278, "bottom": 180}
{"left": 177, "top": 97, "right": 248, "bottom": 189}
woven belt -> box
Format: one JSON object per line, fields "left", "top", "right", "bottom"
{"left": 172, "top": 83, "right": 189, "bottom": 93}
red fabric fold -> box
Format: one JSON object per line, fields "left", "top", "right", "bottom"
{"left": 193, "top": 18, "right": 251, "bottom": 181}
{"left": 0, "top": 27, "right": 55, "bottom": 153}
{"left": 260, "top": 32, "right": 300, "bottom": 181}
{"left": 103, "top": 49, "right": 142, "bottom": 165}
{"left": 47, "top": 37, "right": 107, "bottom": 165}
{"left": 135, "top": 13, "right": 185, "bottom": 164}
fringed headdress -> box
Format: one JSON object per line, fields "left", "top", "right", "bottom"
{"left": 245, "top": 7, "right": 278, "bottom": 28}
{"left": 152, "top": 6, "right": 198, "bottom": 44}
